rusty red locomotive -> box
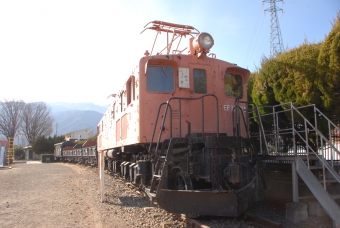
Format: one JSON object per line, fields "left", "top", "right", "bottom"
{"left": 98, "top": 21, "right": 260, "bottom": 216}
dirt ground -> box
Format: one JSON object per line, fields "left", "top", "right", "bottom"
{"left": 1, "top": 162, "right": 188, "bottom": 228}
{"left": 1, "top": 162, "right": 173, "bottom": 228}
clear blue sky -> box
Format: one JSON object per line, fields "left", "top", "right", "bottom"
{"left": 0, "top": 0, "right": 338, "bottom": 105}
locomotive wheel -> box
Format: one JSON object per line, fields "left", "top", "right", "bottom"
{"left": 173, "top": 171, "right": 193, "bottom": 190}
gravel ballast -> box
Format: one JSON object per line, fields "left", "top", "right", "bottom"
{"left": 0, "top": 162, "right": 333, "bottom": 228}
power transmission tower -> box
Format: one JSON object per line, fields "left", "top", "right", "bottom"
{"left": 263, "top": 0, "right": 284, "bottom": 57}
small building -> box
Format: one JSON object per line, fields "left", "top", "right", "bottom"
{"left": 23, "top": 146, "right": 40, "bottom": 160}
{"left": 64, "top": 128, "right": 94, "bottom": 141}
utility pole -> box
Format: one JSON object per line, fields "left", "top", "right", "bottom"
{"left": 263, "top": 0, "right": 284, "bottom": 57}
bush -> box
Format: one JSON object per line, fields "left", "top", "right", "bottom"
{"left": 41, "top": 154, "right": 54, "bottom": 163}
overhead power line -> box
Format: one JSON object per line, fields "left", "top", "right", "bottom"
{"left": 244, "top": 4, "right": 265, "bottom": 68}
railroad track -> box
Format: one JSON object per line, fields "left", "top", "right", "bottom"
{"left": 183, "top": 214, "right": 282, "bottom": 228}
{"left": 106, "top": 170, "right": 282, "bottom": 228}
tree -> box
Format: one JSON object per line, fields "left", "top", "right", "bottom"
{"left": 249, "top": 16, "right": 340, "bottom": 151}
{"left": 317, "top": 13, "right": 340, "bottom": 120}
{"left": 252, "top": 42, "right": 323, "bottom": 109}
{"left": 14, "top": 146, "right": 25, "bottom": 160}
{"left": 76, "top": 140, "right": 87, "bottom": 145}
{"left": 32, "top": 135, "right": 64, "bottom": 154}
{"left": 250, "top": 14, "right": 340, "bottom": 122}
{"left": 251, "top": 43, "right": 326, "bottom": 139}
{"left": 21, "top": 102, "right": 54, "bottom": 145}
{"left": 251, "top": 57, "right": 280, "bottom": 110}
{"left": 0, "top": 99, "right": 25, "bottom": 138}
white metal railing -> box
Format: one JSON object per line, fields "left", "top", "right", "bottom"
{"left": 248, "top": 102, "right": 340, "bottom": 188}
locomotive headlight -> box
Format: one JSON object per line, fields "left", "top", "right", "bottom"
{"left": 192, "top": 32, "right": 214, "bottom": 55}
{"left": 200, "top": 33, "right": 214, "bottom": 49}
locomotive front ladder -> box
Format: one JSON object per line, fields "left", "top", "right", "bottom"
{"left": 150, "top": 138, "right": 187, "bottom": 197}
{"left": 148, "top": 94, "right": 219, "bottom": 197}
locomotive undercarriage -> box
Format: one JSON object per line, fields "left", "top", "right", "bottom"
{"left": 103, "top": 94, "right": 261, "bottom": 216}
{"left": 105, "top": 134, "right": 259, "bottom": 217}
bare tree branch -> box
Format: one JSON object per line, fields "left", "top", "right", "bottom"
{"left": 0, "top": 99, "right": 25, "bottom": 138}
{"left": 21, "top": 102, "right": 54, "bottom": 145}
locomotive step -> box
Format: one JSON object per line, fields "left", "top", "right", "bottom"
{"left": 331, "top": 194, "right": 340, "bottom": 200}
{"left": 319, "top": 179, "right": 339, "bottom": 184}
{"left": 299, "top": 194, "right": 340, "bottom": 200}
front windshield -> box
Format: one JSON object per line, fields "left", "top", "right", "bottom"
{"left": 224, "top": 73, "right": 243, "bottom": 97}
{"left": 147, "top": 65, "right": 174, "bottom": 93}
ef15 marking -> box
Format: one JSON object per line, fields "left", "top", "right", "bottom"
{"left": 223, "top": 105, "right": 246, "bottom": 111}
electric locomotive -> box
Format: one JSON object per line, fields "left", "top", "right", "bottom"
{"left": 98, "top": 21, "right": 260, "bottom": 217}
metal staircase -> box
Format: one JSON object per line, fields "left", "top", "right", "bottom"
{"left": 246, "top": 102, "right": 340, "bottom": 225}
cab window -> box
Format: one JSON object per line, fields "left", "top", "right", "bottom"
{"left": 224, "top": 73, "right": 243, "bottom": 97}
{"left": 193, "top": 69, "right": 207, "bottom": 94}
{"left": 127, "top": 76, "right": 135, "bottom": 105}
{"left": 120, "top": 91, "right": 124, "bottom": 112}
{"left": 147, "top": 66, "right": 174, "bottom": 93}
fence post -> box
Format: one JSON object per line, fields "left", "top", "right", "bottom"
{"left": 99, "top": 151, "right": 105, "bottom": 202}
{"left": 292, "top": 159, "right": 299, "bottom": 202}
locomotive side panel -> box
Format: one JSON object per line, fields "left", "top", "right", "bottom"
{"left": 98, "top": 103, "right": 117, "bottom": 151}
{"left": 98, "top": 73, "right": 141, "bottom": 151}
{"left": 117, "top": 75, "right": 141, "bottom": 147}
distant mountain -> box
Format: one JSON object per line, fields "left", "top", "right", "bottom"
{"left": 48, "top": 102, "right": 107, "bottom": 136}
{"left": 0, "top": 102, "right": 107, "bottom": 144}
{"left": 48, "top": 102, "right": 108, "bottom": 114}
{"left": 52, "top": 110, "right": 103, "bottom": 135}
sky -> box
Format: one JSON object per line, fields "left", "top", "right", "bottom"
{"left": 0, "top": 0, "right": 339, "bottom": 106}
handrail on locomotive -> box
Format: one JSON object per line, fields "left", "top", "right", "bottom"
{"left": 234, "top": 98, "right": 270, "bottom": 155}
{"left": 148, "top": 94, "right": 219, "bottom": 157}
